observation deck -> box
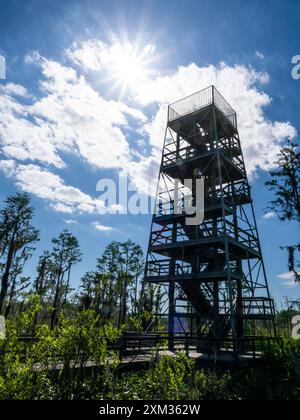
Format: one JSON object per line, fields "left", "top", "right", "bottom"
{"left": 168, "top": 85, "right": 237, "bottom": 138}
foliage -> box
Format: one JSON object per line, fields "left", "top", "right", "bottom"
{"left": 107, "top": 353, "right": 233, "bottom": 400}
{"left": 0, "top": 295, "right": 121, "bottom": 399}
{"left": 77, "top": 240, "right": 161, "bottom": 330}
{"left": 1, "top": 300, "right": 300, "bottom": 400}
{"left": 265, "top": 139, "right": 300, "bottom": 281}
{"left": 276, "top": 308, "right": 299, "bottom": 337}
{"left": 0, "top": 193, "right": 299, "bottom": 400}
{"left": 0, "top": 192, "right": 39, "bottom": 315}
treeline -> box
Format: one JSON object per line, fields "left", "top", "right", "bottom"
{"left": 0, "top": 140, "right": 299, "bottom": 400}
{"left": 0, "top": 192, "right": 161, "bottom": 331}
{"left": 0, "top": 138, "right": 299, "bottom": 325}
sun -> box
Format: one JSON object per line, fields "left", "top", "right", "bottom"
{"left": 111, "top": 44, "right": 146, "bottom": 86}
{"left": 105, "top": 41, "right": 156, "bottom": 94}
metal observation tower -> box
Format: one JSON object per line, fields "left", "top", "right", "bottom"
{"left": 144, "top": 86, "right": 277, "bottom": 357}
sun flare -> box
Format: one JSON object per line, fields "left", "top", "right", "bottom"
{"left": 106, "top": 42, "right": 156, "bottom": 92}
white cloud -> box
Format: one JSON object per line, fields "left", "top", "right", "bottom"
{"left": 109, "top": 203, "right": 126, "bottom": 213}
{"left": 0, "top": 40, "right": 297, "bottom": 213}
{"left": 0, "top": 159, "right": 16, "bottom": 176}
{"left": 277, "top": 271, "right": 300, "bottom": 288}
{"left": 134, "top": 62, "right": 296, "bottom": 178}
{"left": 120, "top": 153, "right": 161, "bottom": 195}
{"left": 51, "top": 203, "right": 74, "bottom": 213}
{"left": 263, "top": 211, "right": 276, "bottom": 219}
{"left": 65, "top": 39, "right": 108, "bottom": 71}
{"left": 0, "top": 161, "right": 106, "bottom": 215}
{"left": 143, "top": 44, "right": 156, "bottom": 56}
{"left": 0, "top": 83, "right": 31, "bottom": 98}
{"left": 0, "top": 92, "right": 66, "bottom": 167}
{"left": 65, "top": 39, "right": 156, "bottom": 73}
{"left": 255, "top": 51, "right": 265, "bottom": 60}
{"left": 92, "top": 222, "right": 114, "bottom": 232}
{"left": 63, "top": 219, "right": 79, "bottom": 225}
{"left": 0, "top": 54, "right": 147, "bottom": 172}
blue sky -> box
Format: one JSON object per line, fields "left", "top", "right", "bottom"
{"left": 0, "top": 0, "right": 299, "bottom": 303}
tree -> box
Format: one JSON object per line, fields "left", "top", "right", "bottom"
{"left": 4, "top": 252, "right": 31, "bottom": 318}
{"left": 0, "top": 193, "right": 39, "bottom": 314}
{"left": 78, "top": 271, "right": 96, "bottom": 311}
{"left": 78, "top": 240, "right": 163, "bottom": 330}
{"left": 78, "top": 240, "right": 145, "bottom": 326}
{"left": 96, "top": 241, "right": 123, "bottom": 324}
{"left": 49, "top": 230, "right": 81, "bottom": 329}
{"left": 78, "top": 271, "right": 114, "bottom": 323}
{"left": 34, "top": 251, "right": 54, "bottom": 298}
{"left": 129, "top": 243, "right": 145, "bottom": 315}
{"left": 119, "top": 240, "right": 144, "bottom": 325}
{"left": 265, "top": 139, "right": 300, "bottom": 282}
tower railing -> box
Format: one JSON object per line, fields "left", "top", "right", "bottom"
{"left": 150, "top": 220, "right": 260, "bottom": 251}
{"left": 154, "top": 180, "right": 252, "bottom": 217}
{"left": 145, "top": 258, "right": 240, "bottom": 280}
{"left": 168, "top": 85, "right": 237, "bottom": 128}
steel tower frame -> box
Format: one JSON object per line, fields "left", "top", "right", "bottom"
{"left": 144, "top": 86, "right": 277, "bottom": 356}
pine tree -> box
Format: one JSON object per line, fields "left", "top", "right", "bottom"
{"left": 265, "top": 139, "right": 300, "bottom": 281}
{"left": 49, "top": 230, "right": 81, "bottom": 328}
{"left": 0, "top": 193, "right": 39, "bottom": 314}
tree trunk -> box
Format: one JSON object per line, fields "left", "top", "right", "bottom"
{"left": 0, "top": 239, "right": 15, "bottom": 314}
{"left": 51, "top": 269, "right": 62, "bottom": 329}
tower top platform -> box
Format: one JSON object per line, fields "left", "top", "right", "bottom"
{"left": 168, "top": 85, "right": 237, "bottom": 132}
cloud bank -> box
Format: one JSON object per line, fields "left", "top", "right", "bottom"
{"left": 0, "top": 39, "right": 297, "bottom": 215}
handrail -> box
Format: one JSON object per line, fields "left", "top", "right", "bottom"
{"left": 168, "top": 86, "right": 236, "bottom": 128}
